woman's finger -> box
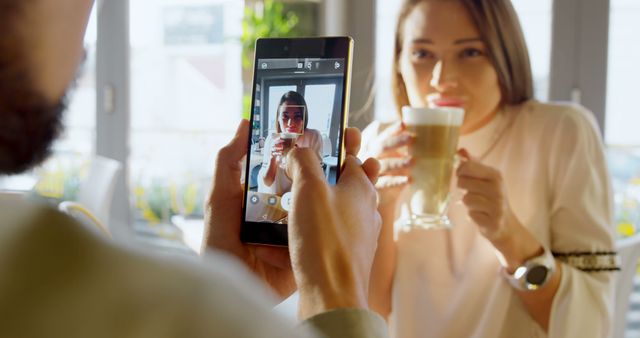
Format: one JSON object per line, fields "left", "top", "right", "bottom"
{"left": 378, "top": 132, "right": 414, "bottom": 155}
{"left": 462, "top": 192, "right": 497, "bottom": 218}
{"left": 368, "top": 122, "right": 412, "bottom": 157}
{"left": 377, "top": 121, "right": 405, "bottom": 140}
{"left": 375, "top": 175, "right": 410, "bottom": 190}
{"left": 456, "top": 158, "right": 501, "bottom": 182}
{"left": 379, "top": 157, "right": 413, "bottom": 176}
{"left": 457, "top": 176, "right": 500, "bottom": 199}
{"left": 468, "top": 210, "right": 493, "bottom": 229}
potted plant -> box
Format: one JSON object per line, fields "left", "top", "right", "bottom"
{"left": 240, "top": 0, "right": 313, "bottom": 119}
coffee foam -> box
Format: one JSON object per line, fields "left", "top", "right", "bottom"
{"left": 402, "top": 106, "right": 465, "bottom": 126}
{"left": 280, "top": 132, "right": 299, "bottom": 139}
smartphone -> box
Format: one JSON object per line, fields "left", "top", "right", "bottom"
{"left": 240, "top": 37, "right": 354, "bottom": 246}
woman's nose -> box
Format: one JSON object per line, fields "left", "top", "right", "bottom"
{"left": 430, "top": 60, "right": 458, "bottom": 91}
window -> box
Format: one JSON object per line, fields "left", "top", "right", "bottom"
{"left": 129, "top": 0, "right": 243, "bottom": 232}
{"left": 304, "top": 84, "right": 336, "bottom": 135}
{"left": 510, "top": 0, "right": 553, "bottom": 101}
{"left": 374, "top": 1, "right": 402, "bottom": 122}
{"left": 605, "top": 0, "right": 640, "bottom": 146}
{"left": 605, "top": 0, "right": 640, "bottom": 241}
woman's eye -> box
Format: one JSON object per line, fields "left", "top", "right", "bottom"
{"left": 460, "top": 48, "right": 483, "bottom": 58}
{"left": 411, "top": 49, "right": 433, "bottom": 61}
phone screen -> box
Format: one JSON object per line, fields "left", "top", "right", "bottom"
{"left": 241, "top": 38, "right": 352, "bottom": 245}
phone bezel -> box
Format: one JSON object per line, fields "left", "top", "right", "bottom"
{"left": 240, "top": 36, "right": 353, "bottom": 247}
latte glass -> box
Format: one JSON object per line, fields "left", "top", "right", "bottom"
{"left": 277, "top": 104, "right": 306, "bottom": 169}
{"left": 400, "top": 106, "right": 465, "bottom": 230}
{"left": 277, "top": 132, "right": 300, "bottom": 169}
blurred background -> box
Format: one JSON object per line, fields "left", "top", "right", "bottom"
{"left": 1, "top": 0, "right": 640, "bottom": 333}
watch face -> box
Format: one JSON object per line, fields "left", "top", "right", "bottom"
{"left": 526, "top": 265, "right": 548, "bottom": 285}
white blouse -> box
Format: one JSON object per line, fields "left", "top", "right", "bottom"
{"left": 258, "top": 128, "right": 323, "bottom": 196}
{"left": 361, "top": 100, "right": 615, "bottom": 338}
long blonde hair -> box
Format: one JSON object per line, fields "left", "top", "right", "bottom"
{"left": 392, "top": 0, "right": 534, "bottom": 115}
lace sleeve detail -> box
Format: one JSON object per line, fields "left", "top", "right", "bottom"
{"left": 552, "top": 251, "right": 620, "bottom": 272}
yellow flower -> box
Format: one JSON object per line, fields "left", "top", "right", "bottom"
{"left": 617, "top": 222, "right": 636, "bottom": 237}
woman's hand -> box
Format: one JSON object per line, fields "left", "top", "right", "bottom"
{"left": 365, "top": 122, "right": 414, "bottom": 212}
{"left": 456, "top": 148, "right": 542, "bottom": 271}
{"left": 270, "top": 135, "right": 285, "bottom": 160}
{"left": 456, "top": 148, "right": 561, "bottom": 331}
{"left": 455, "top": 148, "right": 514, "bottom": 242}
{"left": 263, "top": 135, "right": 284, "bottom": 187}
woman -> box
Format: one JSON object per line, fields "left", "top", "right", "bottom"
{"left": 258, "top": 91, "right": 322, "bottom": 195}
{"left": 361, "top": 1, "right": 617, "bottom": 337}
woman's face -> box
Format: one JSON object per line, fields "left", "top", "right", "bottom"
{"left": 278, "top": 103, "right": 305, "bottom": 134}
{"left": 398, "top": 0, "right": 502, "bottom": 134}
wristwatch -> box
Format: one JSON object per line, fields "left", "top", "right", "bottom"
{"left": 502, "top": 246, "right": 556, "bottom": 291}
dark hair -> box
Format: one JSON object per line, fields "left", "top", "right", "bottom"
{"left": 276, "top": 91, "right": 309, "bottom": 133}
{"left": 0, "top": 2, "right": 66, "bottom": 174}
{"left": 392, "top": 0, "right": 534, "bottom": 115}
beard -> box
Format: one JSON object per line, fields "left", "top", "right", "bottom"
{"left": 0, "top": 2, "right": 69, "bottom": 175}
{"left": 0, "top": 88, "right": 66, "bottom": 175}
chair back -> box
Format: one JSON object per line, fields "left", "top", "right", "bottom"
{"left": 613, "top": 235, "right": 640, "bottom": 338}
{"left": 77, "top": 156, "right": 122, "bottom": 227}
{"left": 59, "top": 201, "right": 112, "bottom": 238}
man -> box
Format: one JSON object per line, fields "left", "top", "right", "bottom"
{"left": 0, "top": 1, "right": 387, "bottom": 337}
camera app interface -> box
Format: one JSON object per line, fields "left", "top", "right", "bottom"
{"left": 245, "top": 57, "right": 346, "bottom": 224}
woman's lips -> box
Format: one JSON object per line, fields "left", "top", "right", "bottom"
{"left": 428, "top": 96, "right": 465, "bottom": 108}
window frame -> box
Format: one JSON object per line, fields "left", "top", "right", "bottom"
{"left": 549, "top": 0, "right": 610, "bottom": 135}
{"left": 96, "top": 0, "right": 131, "bottom": 239}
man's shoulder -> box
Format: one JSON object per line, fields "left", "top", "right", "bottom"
{"left": 0, "top": 200, "right": 74, "bottom": 245}
{"left": 0, "top": 200, "right": 266, "bottom": 299}
{"left": 0, "top": 200, "right": 298, "bottom": 338}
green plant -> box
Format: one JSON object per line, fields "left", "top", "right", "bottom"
{"left": 144, "top": 179, "right": 172, "bottom": 223}
{"left": 33, "top": 156, "right": 87, "bottom": 202}
{"left": 241, "top": 1, "right": 302, "bottom": 119}
{"left": 241, "top": 0, "right": 301, "bottom": 69}
{"left": 243, "top": 94, "right": 252, "bottom": 120}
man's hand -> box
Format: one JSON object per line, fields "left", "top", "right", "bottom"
{"left": 204, "top": 120, "right": 295, "bottom": 299}
{"left": 205, "top": 120, "right": 380, "bottom": 312}
{"left": 287, "top": 129, "right": 381, "bottom": 320}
